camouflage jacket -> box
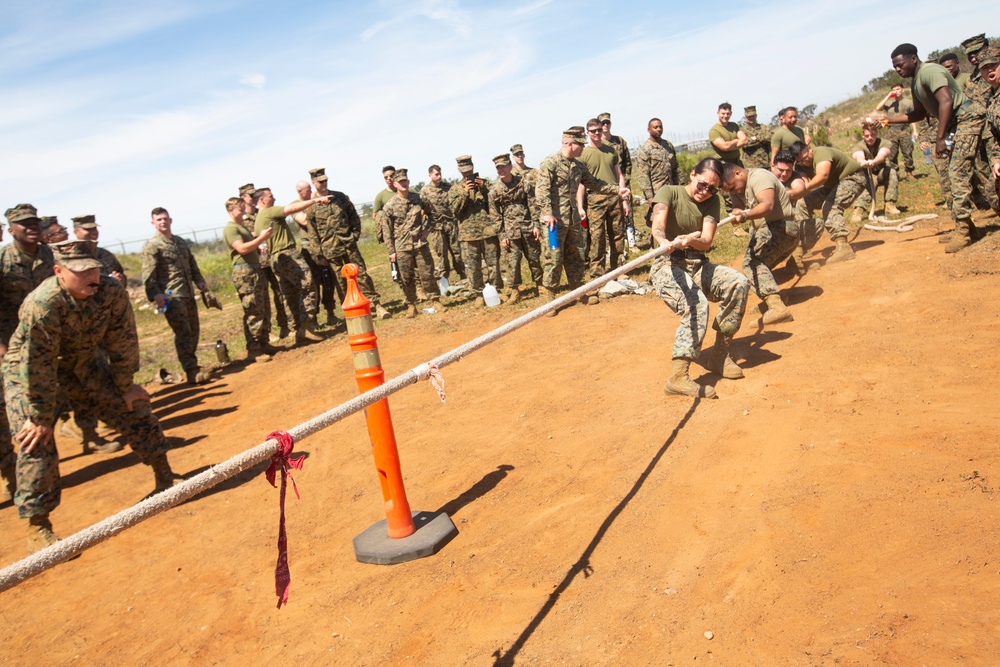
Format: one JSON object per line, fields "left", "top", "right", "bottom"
{"left": 635, "top": 139, "right": 680, "bottom": 201}
{"left": 536, "top": 151, "right": 617, "bottom": 226}
{"left": 964, "top": 70, "right": 993, "bottom": 110}
{"left": 2, "top": 275, "right": 138, "bottom": 425}
{"left": 141, "top": 233, "right": 205, "bottom": 301}
{"left": 489, "top": 174, "right": 538, "bottom": 241}
{"left": 96, "top": 246, "right": 125, "bottom": 279}
{"left": 305, "top": 191, "right": 361, "bottom": 260}
{"left": 607, "top": 135, "right": 632, "bottom": 180}
{"left": 381, "top": 193, "right": 433, "bottom": 254}
{"left": 448, "top": 180, "right": 496, "bottom": 241}
{"left": 986, "top": 94, "right": 1000, "bottom": 164}
{"left": 419, "top": 181, "right": 455, "bottom": 230}
{"left": 739, "top": 121, "right": 773, "bottom": 169}
{"left": 0, "top": 243, "right": 55, "bottom": 347}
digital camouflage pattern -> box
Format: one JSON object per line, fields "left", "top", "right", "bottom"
{"left": 0, "top": 243, "right": 55, "bottom": 346}
{"left": 461, "top": 239, "right": 503, "bottom": 292}
{"left": 140, "top": 234, "right": 205, "bottom": 300}
{"left": 606, "top": 135, "right": 632, "bottom": 180}
{"left": 420, "top": 180, "right": 464, "bottom": 280}
{"left": 231, "top": 264, "right": 271, "bottom": 350}
{"left": 396, "top": 246, "right": 437, "bottom": 305}
{"left": 635, "top": 138, "right": 680, "bottom": 224}
{"left": 448, "top": 180, "right": 497, "bottom": 241}
{"left": 820, "top": 172, "right": 866, "bottom": 241}
{"left": 584, "top": 191, "right": 625, "bottom": 277}
{"left": 919, "top": 117, "right": 953, "bottom": 208}
{"left": 3, "top": 275, "right": 168, "bottom": 517}
{"left": 163, "top": 295, "right": 201, "bottom": 373}
{"left": 739, "top": 121, "right": 773, "bottom": 169}
{"left": 650, "top": 257, "right": 749, "bottom": 361}
{"left": 270, "top": 251, "right": 317, "bottom": 330}
{"left": 380, "top": 193, "right": 437, "bottom": 303}
{"left": 947, "top": 103, "right": 988, "bottom": 223}
{"left": 852, "top": 137, "right": 899, "bottom": 207}
{"left": 489, "top": 174, "right": 542, "bottom": 289}
{"left": 743, "top": 221, "right": 801, "bottom": 299}
{"left": 305, "top": 192, "right": 382, "bottom": 306}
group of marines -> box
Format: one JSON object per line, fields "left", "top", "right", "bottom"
{"left": 2, "top": 34, "right": 999, "bottom": 556}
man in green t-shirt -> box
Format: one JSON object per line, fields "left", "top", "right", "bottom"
{"left": 708, "top": 103, "right": 747, "bottom": 164}
{"left": 884, "top": 42, "right": 987, "bottom": 252}
{"left": 251, "top": 187, "right": 330, "bottom": 344}
{"left": 240, "top": 182, "right": 289, "bottom": 339}
{"left": 789, "top": 141, "right": 864, "bottom": 263}
{"left": 222, "top": 197, "right": 278, "bottom": 362}
{"left": 850, "top": 123, "right": 898, "bottom": 220}
{"left": 580, "top": 118, "right": 631, "bottom": 278}
{"left": 371, "top": 166, "right": 396, "bottom": 245}
{"left": 770, "top": 107, "right": 810, "bottom": 162}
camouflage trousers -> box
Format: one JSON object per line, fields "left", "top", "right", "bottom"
{"left": 460, "top": 237, "right": 503, "bottom": 292}
{"left": 262, "top": 264, "right": 290, "bottom": 331}
{"left": 272, "top": 250, "right": 317, "bottom": 330}
{"left": 164, "top": 296, "right": 201, "bottom": 374}
{"left": 584, "top": 192, "right": 625, "bottom": 278}
{"left": 428, "top": 221, "right": 466, "bottom": 281}
{"left": 855, "top": 165, "right": 899, "bottom": 210}
{"left": 818, "top": 173, "right": 866, "bottom": 241}
{"left": 542, "top": 220, "right": 587, "bottom": 289}
{"left": 504, "top": 233, "right": 543, "bottom": 289}
{"left": 325, "top": 241, "right": 383, "bottom": 307}
{"left": 743, "top": 220, "right": 800, "bottom": 299}
{"left": 931, "top": 150, "right": 954, "bottom": 209}
{"left": 972, "top": 132, "right": 1000, "bottom": 211}
{"left": 6, "top": 374, "right": 168, "bottom": 518}
{"left": 947, "top": 104, "right": 987, "bottom": 223}
{"left": 651, "top": 255, "right": 749, "bottom": 361}
{"left": 397, "top": 245, "right": 437, "bottom": 304}
{"left": 887, "top": 130, "right": 915, "bottom": 173}
{"left": 742, "top": 146, "right": 771, "bottom": 170}
{"left": 301, "top": 248, "right": 340, "bottom": 314}
{"left": 0, "top": 382, "right": 12, "bottom": 472}
{"left": 231, "top": 263, "right": 271, "bottom": 350}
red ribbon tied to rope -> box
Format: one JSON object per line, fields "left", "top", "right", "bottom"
{"left": 265, "top": 430, "right": 304, "bottom": 608}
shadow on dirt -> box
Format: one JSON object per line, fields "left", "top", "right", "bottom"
{"left": 491, "top": 402, "right": 699, "bottom": 667}
{"left": 436, "top": 464, "right": 515, "bottom": 518}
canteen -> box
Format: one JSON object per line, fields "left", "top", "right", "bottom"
{"left": 215, "top": 340, "right": 231, "bottom": 364}
{"left": 482, "top": 283, "right": 501, "bottom": 307}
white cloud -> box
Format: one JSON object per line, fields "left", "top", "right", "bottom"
{"left": 239, "top": 73, "right": 267, "bottom": 90}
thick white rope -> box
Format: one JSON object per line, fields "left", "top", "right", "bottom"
{"left": 863, "top": 213, "right": 937, "bottom": 232}
{"left": 0, "top": 217, "right": 731, "bottom": 593}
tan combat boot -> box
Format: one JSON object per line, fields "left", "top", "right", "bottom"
{"left": 405, "top": 303, "right": 418, "bottom": 319}
{"left": 786, "top": 246, "right": 807, "bottom": 275}
{"left": 374, "top": 304, "right": 392, "bottom": 320}
{"left": 26, "top": 514, "right": 59, "bottom": 553}
{"left": 850, "top": 208, "right": 864, "bottom": 224}
{"left": 1, "top": 457, "right": 15, "bottom": 503}
{"left": 186, "top": 369, "right": 212, "bottom": 385}
{"left": 885, "top": 202, "right": 901, "bottom": 216}
{"left": 827, "top": 238, "right": 856, "bottom": 263}
{"left": 297, "top": 320, "right": 324, "bottom": 343}
{"left": 150, "top": 454, "right": 182, "bottom": 494}
{"left": 542, "top": 286, "right": 558, "bottom": 317}
{"left": 506, "top": 287, "right": 521, "bottom": 305}
{"left": 81, "top": 427, "right": 125, "bottom": 455}
{"left": 664, "top": 359, "right": 717, "bottom": 398}
{"left": 429, "top": 298, "right": 448, "bottom": 313}
{"left": 761, "top": 294, "right": 793, "bottom": 325}
{"left": 945, "top": 219, "right": 972, "bottom": 253}
{"left": 706, "top": 337, "right": 745, "bottom": 380}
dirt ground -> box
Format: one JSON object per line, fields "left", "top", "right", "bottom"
{"left": 1, "top": 216, "right": 999, "bottom": 666}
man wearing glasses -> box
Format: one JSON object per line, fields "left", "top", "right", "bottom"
{"left": 580, "top": 118, "right": 631, "bottom": 278}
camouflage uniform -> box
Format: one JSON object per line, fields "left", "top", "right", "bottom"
{"left": 635, "top": 137, "right": 680, "bottom": 229}
{"left": 651, "top": 254, "right": 749, "bottom": 362}
{"left": 963, "top": 69, "right": 1000, "bottom": 212}
{"left": 739, "top": 121, "right": 773, "bottom": 169}
{"left": 535, "top": 150, "right": 618, "bottom": 289}
{"left": 247, "top": 209, "right": 291, "bottom": 333}
{"left": 853, "top": 138, "right": 899, "bottom": 210}
{"left": 448, "top": 179, "right": 502, "bottom": 292}
{"left": 222, "top": 220, "right": 271, "bottom": 350}
{"left": 141, "top": 233, "right": 206, "bottom": 374}
{"left": 382, "top": 192, "right": 437, "bottom": 304}
{"left": 96, "top": 246, "right": 125, "bottom": 280}
{"left": 919, "top": 117, "right": 953, "bottom": 208}
{"left": 4, "top": 275, "right": 170, "bottom": 518}
{"left": 0, "top": 241, "right": 55, "bottom": 477}
{"left": 946, "top": 102, "right": 989, "bottom": 225}
{"left": 305, "top": 191, "right": 383, "bottom": 307}
{"left": 489, "top": 173, "right": 543, "bottom": 291}
{"left": 881, "top": 95, "right": 916, "bottom": 174}
{"left": 420, "top": 181, "right": 466, "bottom": 280}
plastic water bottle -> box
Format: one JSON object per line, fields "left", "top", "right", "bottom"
{"left": 482, "top": 283, "right": 501, "bottom": 307}
{"left": 214, "top": 340, "right": 230, "bottom": 364}
{"left": 626, "top": 224, "right": 636, "bottom": 248}
{"left": 390, "top": 259, "right": 400, "bottom": 283}
{"left": 438, "top": 276, "right": 449, "bottom": 296}
{"left": 548, "top": 226, "right": 560, "bottom": 250}
{"left": 155, "top": 290, "right": 173, "bottom": 314}
{"left": 923, "top": 145, "right": 933, "bottom": 164}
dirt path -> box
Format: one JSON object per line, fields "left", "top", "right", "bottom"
{"left": 1, "top": 218, "right": 999, "bottom": 666}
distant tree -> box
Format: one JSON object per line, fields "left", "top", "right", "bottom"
{"left": 360, "top": 203, "right": 372, "bottom": 217}
{"left": 800, "top": 104, "right": 817, "bottom": 121}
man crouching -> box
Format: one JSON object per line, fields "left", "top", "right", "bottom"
{"left": 3, "top": 240, "right": 182, "bottom": 553}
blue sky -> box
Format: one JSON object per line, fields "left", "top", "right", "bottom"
{"left": 3, "top": 0, "right": 998, "bottom": 248}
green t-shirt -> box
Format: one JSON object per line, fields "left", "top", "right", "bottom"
{"left": 373, "top": 188, "right": 395, "bottom": 215}
{"left": 580, "top": 144, "right": 619, "bottom": 184}
{"left": 651, "top": 184, "right": 722, "bottom": 239}
{"left": 912, "top": 62, "right": 966, "bottom": 119}
{"left": 850, "top": 138, "right": 893, "bottom": 162}
{"left": 222, "top": 220, "right": 258, "bottom": 266}
{"left": 253, "top": 206, "right": 295, "bottom": 255}
{"left": 813, "top": 146, "right": 861, "bottom": 187}
{"left": 771, "top": 126, "right": 806, "bottom": 153}
{"left": 745, "top": 168, "right": 793, "bottom": 223}
{"left": 956, "top": 72, "right": 970, "bottom": 90}
{"left": 708, "top": 122, "right": 742, "bottom": 162}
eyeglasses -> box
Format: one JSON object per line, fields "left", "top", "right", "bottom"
{"left": 694, "top": 179, "right": 718, "bottom": 195}
{"left": 587, "top": 128, "right": 602, "bottom": 134}
{"left": 601, "top": 121, "right": 611, "bottom": 126}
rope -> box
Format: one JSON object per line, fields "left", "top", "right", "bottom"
{"left": 0, "top": 217, "right": 731, "bottom": 594}
{"left": 863, "top": 213, "right": 937, "bottom": 232}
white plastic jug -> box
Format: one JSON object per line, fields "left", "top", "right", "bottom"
{"left": 438, "top": 276, "right": 450, "bottom": 296}
{"left": 483, "top": 283, "right": 501, "bottom": 307}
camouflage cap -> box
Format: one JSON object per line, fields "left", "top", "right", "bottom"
{"left": 39, "top": 215, "right": 59, "bottom": 231}
{"left": 5, "top": 203, "right": 40, "bottom": 226}
{"left": 238, "top": 183, "right": 255, "bottom": 196}
{"left": 392, "top": 168, "right": 409, "bottom": 182}
{"left": 744, "top": 105, "right": 757, "bottom": 116}
{"left": 961, "top": 33, "right": 988, "bottom": 55}
{"left": 492, "top": 153, "right": 512, "bottom": 167}
{"left": 597, "top": 112, "right": 611, "bottom": 123}
{"left": 563, "top": 126, "right": 586, "bottom": 146}
{"left": 978, "top": 44, "right": 1000, "bottom": 67}
{"left": 456, "top": 155, "right": 474, "bottom": 173}
{"left": 52, "top": 240, "right": 102, "bottom": 271}
{"left": 510, "top": 144, "right": 524, "bottom": 155}
{"left": 308, "top": 167, "right": 327, "bottom": 182}
{"left": 72, "top": 214, "right": 98, "bottom": 229}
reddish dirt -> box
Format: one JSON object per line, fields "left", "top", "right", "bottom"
{"left": 2, "top": 216, "right": 999, "bottom": 666}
